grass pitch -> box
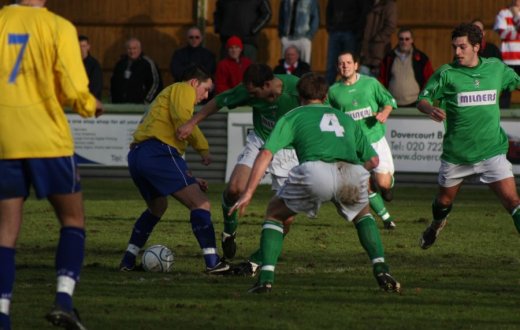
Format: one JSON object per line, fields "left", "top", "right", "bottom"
{"left": 11, "top": 179, "right": 520, "bottom": 329}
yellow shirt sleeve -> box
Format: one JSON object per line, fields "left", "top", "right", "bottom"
{"left": 132, "top": 83, "right": 209, "bottom": 156}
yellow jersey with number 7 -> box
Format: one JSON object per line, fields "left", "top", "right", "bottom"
{"left": 0, "top": 5, "right": 96, "bottom": 159}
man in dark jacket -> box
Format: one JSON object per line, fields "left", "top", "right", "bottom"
{"left": 214, "top": 0, "right": 272, "bottom": 61}
{"left": 79, "top": 35, "right": 103, "bottom": 100}
{"left": 378, "top": 28, "right": 433, "bottom": 107}
{"left": 110, "top": 37, "right": 163, "bottom": 104}
{"left": 170, "top": 26, "right": 216, "bottom": 82}
{"left": 273, "top": 45, "right": 311, "bottom": 77}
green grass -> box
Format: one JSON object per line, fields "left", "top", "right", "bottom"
{"left": 10, "top": 179, "right": 520, "bottom": 329}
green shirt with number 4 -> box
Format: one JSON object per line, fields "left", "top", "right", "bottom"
{"left": 263, "top": 104, "right": 376, "bottom": 164}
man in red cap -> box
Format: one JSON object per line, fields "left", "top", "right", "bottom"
{"left": 215, "top": 36, "right": 253, "bottom": 94}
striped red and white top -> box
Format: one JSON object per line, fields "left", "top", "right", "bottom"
{"left": 494, "top": 7, "right": 520, "bottom": 65}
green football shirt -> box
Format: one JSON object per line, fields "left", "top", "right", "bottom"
{"left": 326, "top": 74, "right": 397, "bottom": 143}
{"left": 215, "top": 74, "right": 300, "bottom": 141}
{"left": 263, "top": 104, "right": 376, "bottom": 164}
{"left": 418, "top": 57, "right": 520, "bottom": 164}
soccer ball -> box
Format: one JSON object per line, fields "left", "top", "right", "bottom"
{"left": 141, "top": 244, "right": 174, "bottom": 272}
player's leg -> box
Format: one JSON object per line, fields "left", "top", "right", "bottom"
{"left": 369, "top": 173, "right": 395, "bottom": 229}
{"left": 488, "top": 177, "right": 520, "bottom": 232}
{"left": 21, "top": 156, "right": 87, "bottom": 328}
{"left": 369, "top": 138, "right": 396, "bottom": 229}
{"left": 419, "top": 184, "right": 460, "bottom": 249}
{"left": 352, "top": 209, "right": 400, "bottom": 292}
{"left": 120, "top": 196, "right": 167, "bottom": 271}
{"left": 221, "top": 133, "right": 265, "bottom": 259}
{"left": 173, "top": 184, "right": 229, "bottom": 274}
{"left": 420, "top": 160, "right": 467, "bottom": 249}
{"left": 481, "top": 155, "right": 520, "bottom": 233}
{"left": 249, "top": 196, "right": 296, "bottom": 293}
{"left": 249, "top": 161, "right": 333, "bottom": 291}
{"left": 221, "top": 164, "right": 252, "bottom": 258}
{"left": 245, "top": 149, "right": 299, "bottom": 269}
{"left": 334, "top": 162, "right": 400, "bottom": 292}
{"left": 120, "top": 141, "right": 168, "bottom": 271}
{"left": 46, "top": 192, "right": 86, "bottom": 312}
{"left": 245, "top": 216, "right": 294, "bottom": 275}
{"left": 0, "top": 198, "right": 23, "bottom": 330}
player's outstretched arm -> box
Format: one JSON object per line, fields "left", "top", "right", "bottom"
{"left": 229, "top": 149, "right": 274, "bottom": 217}
{"left": 177, "top": 98, "right": 219, "bottom": 140}
{"left": 417, "top": 99, "right": 445, "bottom": 122}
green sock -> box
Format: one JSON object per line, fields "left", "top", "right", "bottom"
{"left": 258, "top": 220, "right": 284, "bottom": 285}
{"left": 369, "top": 192, "right": 392, "bottom": 222}
{"left": 249, "top": 248, "right": 262, "bottom": 265}
{"left": 249, "top": 233, "right": 286, "bottom": 265}
{"left": 222, "top": 194, "right": 238, "bottom": 235}
{"left": 512, "top": 206, "right": 520, "bottom": 234}
{"left": 372, "top": 261, "right": 390, "bottom": 277}
{"left": 431, "top": 199, "right": 452, "bottom": 225}
{"left": 355, "top": 215, "right": 385, "bottom": 262}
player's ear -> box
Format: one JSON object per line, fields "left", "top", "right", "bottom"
{"left": 188, "top": 78, "right": 200, "bottom": 88}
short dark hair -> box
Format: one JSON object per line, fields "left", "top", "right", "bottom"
{"left": 78, "top": 35, "right": 89, "bottom": 42}
{"left": 452, "top": 23, "right": 482, "bottom": 47}
{"left": 243, "top": 63, "right": 274, "bottom": 88}
{"left": 397, "top": 27, "right": 414, "bottom": 38}
{"left": 297, "top": 72, "right": 329, "bottom": 101}
{"left": 337, "top": 51, "right": 360, "bottom": 64}
{"left": 180, "top": 65, "right": 212, "bottom": 83}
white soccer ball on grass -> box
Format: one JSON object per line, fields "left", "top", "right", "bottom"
{"left": 141, "top": 244, "right": 174, "bottom": 273}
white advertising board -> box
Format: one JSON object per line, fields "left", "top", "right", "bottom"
{"left": 67, "top": 114, "right": 141, "bottom": 166}
{"left": 227, "top": 112, "right": 520, "bottom": 177}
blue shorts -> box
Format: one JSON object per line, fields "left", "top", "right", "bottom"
{"left": 0, "top": 156, "right": 81, "bottom": 200}
{"left": 128, "top": 139, "right": 197, "bottom": 201}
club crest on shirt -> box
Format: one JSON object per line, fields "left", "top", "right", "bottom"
{"left": 352, "top": 99, "right": 358, "bottom": 107}
{"left": 474, "top": 79, "right": 480, "bottom": 88}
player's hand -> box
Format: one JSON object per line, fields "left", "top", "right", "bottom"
{"left": 375, "top": 111, "right": 389, "bottom": 123}
{"left": 201, "top": 153, "right": 211, "bottom": 166}
{"left": 176, "top": 122, "right": 195, "bottom": 141}
{"left": 229, "top": 193, "right": 253, "bottom": 217}
{"left": 196, "top": 178, "right": 208, "bottom": 192}
{"left": 95, "top": 99, "right": 105, "bottom": 118}
{"left": 428, "top": 107, "right": 446, "bottom": 122}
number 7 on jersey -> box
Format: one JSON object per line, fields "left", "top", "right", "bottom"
{"left": 8, "top": 33, "right": 29, "bottom": 83}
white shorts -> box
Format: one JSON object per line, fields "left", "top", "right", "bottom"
{"left": 269, "top": 148, "right": 299, "bottom": 191}
{"left": 438, "top": 154, "right": 513, "bottom": 187}
{"left": 236, "top": 131, "right": 264, "bottom": 168}
{"left": 236, "top": 131, "right": 299, "bottom": 191}
{"left": 277, "top": 161, "right": 370, "bottom": 221}
{"left": 371, "top": 137, "right": 394, "bottom": 175}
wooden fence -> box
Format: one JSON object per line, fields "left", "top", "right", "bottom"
{"left": 1, "top": 0, "right": 512, "bottom": 99}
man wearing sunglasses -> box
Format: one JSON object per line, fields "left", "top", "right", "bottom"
{"left": 170, "top": 26, "right": 217, "bottom": 83}
{"left": 378, "top": 27, "right": 434, "bottom": 107}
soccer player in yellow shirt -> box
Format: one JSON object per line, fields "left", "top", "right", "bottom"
{"left": 0, "top": 1, "right": 103, "bottom": 329}
{"left": 118, "top": 66, "right": 231, "bottom": 275}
